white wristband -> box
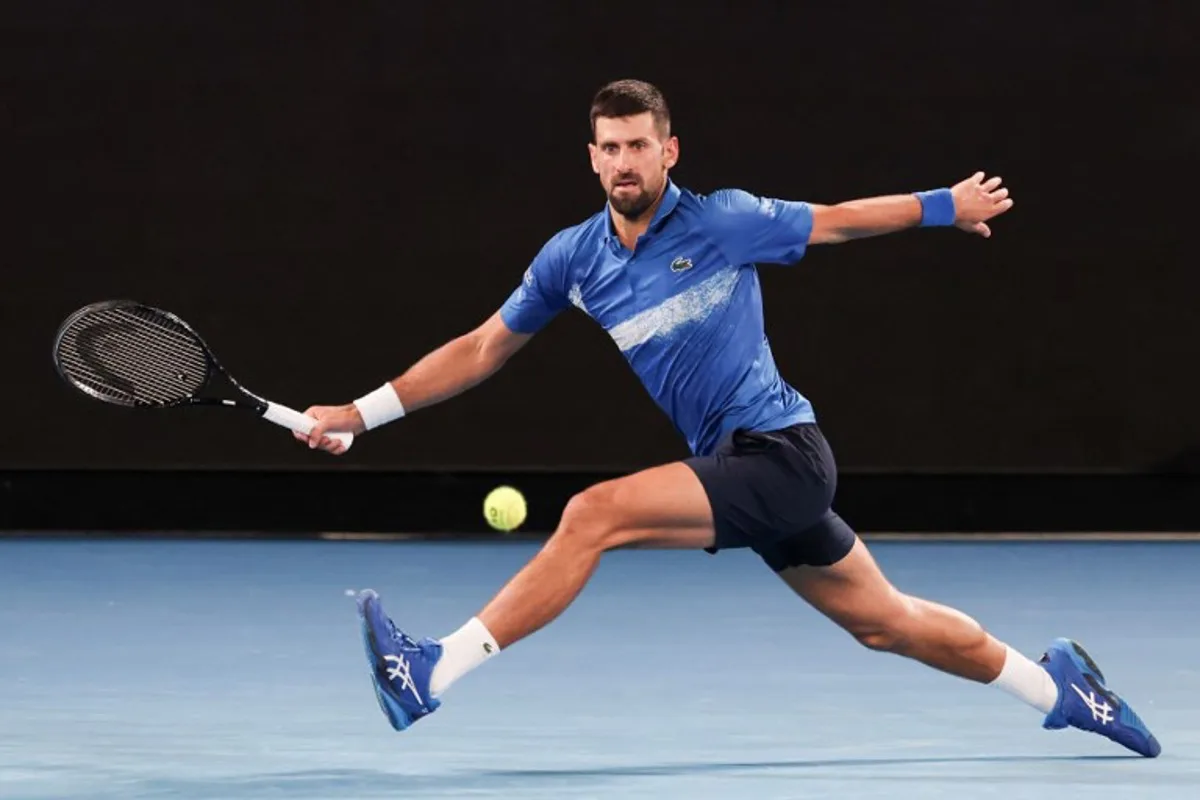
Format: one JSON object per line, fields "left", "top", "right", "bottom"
{"left": 353, "top": 383, "right": 406, "bottom": 430}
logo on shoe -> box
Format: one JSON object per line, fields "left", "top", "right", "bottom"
{"left": 1071, "top": 683, "right": 1114, "bottom": 725}
{"left": 384, "top": 654, "right": 426, "bottom": 707}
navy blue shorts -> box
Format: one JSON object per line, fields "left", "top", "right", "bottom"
{"left": 684, "top": 423, "right": 857, "bottom": 571}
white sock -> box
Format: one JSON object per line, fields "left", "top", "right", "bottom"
{"left": 990, "top": 644, "right": 1060, "bottom": 714}
{"left": 428, "top": 617, "right": 500, "bottom": 698}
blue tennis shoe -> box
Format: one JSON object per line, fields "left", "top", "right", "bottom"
{"left": 355, "top": 589, "right": 443, "bottom": 731}
{"left": 1039, "top": 638, "right": 1160, "bottom": 757}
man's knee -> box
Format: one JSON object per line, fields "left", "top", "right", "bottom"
{"left": 555, "top": 482, "right": 623, "bottom": 550}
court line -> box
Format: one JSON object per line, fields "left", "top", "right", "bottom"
{"left": 317, "top": 531, "right": 1200, "bottom": 542}
{"left": 4, "top": 530, "right": 1198, "bottom": 542}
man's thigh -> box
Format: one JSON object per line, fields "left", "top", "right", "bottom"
{"left": 774, "top": 536, "right": 911, "bottom": 633}
{"left": 576, "top": 461, "right": 716, "bottom": 550}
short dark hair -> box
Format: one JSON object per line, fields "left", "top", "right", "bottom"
{"left": 589, "top": 79, "right": 671, "bottom": 141}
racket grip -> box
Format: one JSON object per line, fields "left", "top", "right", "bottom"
{"left": 262, "top": 401, "right": 355, "bottom": 450}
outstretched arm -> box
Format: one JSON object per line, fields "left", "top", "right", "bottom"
{"left": 809, "top": 172, "right": 1014, "bottom": 245}
{"left": 300, "top": 312, "right": 531, "bottom": 452}
{"left": 379, "top": 312, "right": 530, "bottom": 416}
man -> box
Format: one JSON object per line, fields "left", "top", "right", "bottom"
{"left": 300, "top": 79, "right": 1160, "bottom": 757}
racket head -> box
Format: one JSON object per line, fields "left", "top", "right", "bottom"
{"left": 53, "top": 299, "right": 217, "bottom": 409}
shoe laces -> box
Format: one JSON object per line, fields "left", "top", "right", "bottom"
{"left": 383, "top": 617, "right": 420, "bottom": 651}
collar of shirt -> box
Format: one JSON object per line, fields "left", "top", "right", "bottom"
{"left": 602, "top": 179, "right": 683, "bottom": 252}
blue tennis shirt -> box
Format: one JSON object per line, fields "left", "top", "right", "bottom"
{"left": 499, "top": 179, "right": 817, "bottom": 457}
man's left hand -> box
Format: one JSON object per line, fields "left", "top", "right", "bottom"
{"left": 952, "top": 172, "right": 1014, "bottom": 237}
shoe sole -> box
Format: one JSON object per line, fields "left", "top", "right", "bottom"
{"left": 357, "top": 593, "right": 414, "bottom": 731}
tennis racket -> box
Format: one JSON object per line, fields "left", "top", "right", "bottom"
{"left": 52, "top": 299, "right": 354, "bottom": 450}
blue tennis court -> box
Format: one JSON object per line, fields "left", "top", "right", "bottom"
{"left": 2, "top": 536, "right": 1195, "bottom": 799}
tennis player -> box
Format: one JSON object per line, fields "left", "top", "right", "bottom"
{"left": 300, "top": 79, "right": 1159, "bottom": 757}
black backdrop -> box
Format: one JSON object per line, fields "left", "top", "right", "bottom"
{"left": 4, "top": 1, "right": 1196, "bottom": 475}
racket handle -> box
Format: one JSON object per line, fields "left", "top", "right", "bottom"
{"left": 262, "top": 401, "right": 355, "bottom": 450}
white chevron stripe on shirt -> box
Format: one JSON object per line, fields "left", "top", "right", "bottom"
{"left": 607, "top": 267, "right": 739, "bottom": 352}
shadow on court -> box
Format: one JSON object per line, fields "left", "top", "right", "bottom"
{"left": 79, "top": 754, "right": 1177, "bottom": 800}
{"left": 482, "top": 753, "right": 1141, "bottom": 776}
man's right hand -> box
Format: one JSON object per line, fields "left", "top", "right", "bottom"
{"left": 294, "top": 404, "right": 364, "bottom": 455}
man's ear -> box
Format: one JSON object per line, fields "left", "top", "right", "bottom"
{"left": 663, "top": 136, "right": 680, "bottom": 170}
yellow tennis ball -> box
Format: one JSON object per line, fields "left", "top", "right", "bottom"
{"left": 483, "top": 485, "right": 527, "bottom": 532}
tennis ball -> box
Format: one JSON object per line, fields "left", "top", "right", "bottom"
{"left": 484, "top": 485, "right": 527, "bottom": 532}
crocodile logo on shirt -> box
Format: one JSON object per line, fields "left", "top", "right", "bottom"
{"left": 670, "top": 256, "right": 694, "bottom": 273}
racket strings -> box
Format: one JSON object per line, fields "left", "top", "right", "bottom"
{"left": 62, "top": 309, "right": 207, "bottom": 393}
{"left": 65, "top": 332, "right": 190, "bottom": 400}
{"left": 56, "top": 306, "right": 210, "bottom": 406}
{"left": 58, "top": 323, "right": 206, "bottom": 404}
{"left": 57, "top": 330, "right": 202, "bottom": 404}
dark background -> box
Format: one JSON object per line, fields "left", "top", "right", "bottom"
{"left": 3, "top": 2, "right": 1198, "bottom": 532}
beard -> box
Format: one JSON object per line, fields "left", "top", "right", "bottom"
{"left": 608, "top": 178, "right": 659, "bottom": 220}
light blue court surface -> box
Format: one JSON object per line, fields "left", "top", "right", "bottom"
{"left": 1, "top": 537, "right": 1198, "bottom": 799}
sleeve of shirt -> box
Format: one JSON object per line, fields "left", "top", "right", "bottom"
{"left": 700, "top": 188, "right": 814, "bottom": 266}
{"left": 499, "top": 232, "right": 571, "bottom": 335}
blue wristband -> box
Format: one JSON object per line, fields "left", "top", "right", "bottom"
{"left": 915, "top": 188, "right": 956, "bottom": 227}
